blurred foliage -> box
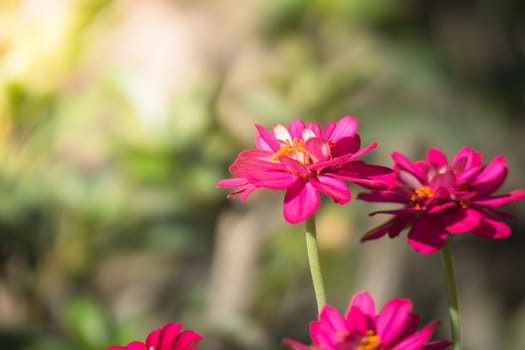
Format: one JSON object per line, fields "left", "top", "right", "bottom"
{"left": 0, "top": 0, "right": 524, "bottom": 350}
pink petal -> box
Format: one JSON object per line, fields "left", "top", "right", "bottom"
{"left": 350, "top": 142, "right": 378, "bottom": 159}
{"left": 454, "top": 147, "right": 482, "bottom": 183}
{"left": 471, "top": 211, "right": 511, "bottom": 239}
{"left": 310, "top": 321, "right": 336, "bottom": 349}
{"left": 279, "top": 156, "right": 309, "bottom": 177}
{"left": 145, "top": 329, "right": 162, "bottom": 349}
{"left": 429, "top": 170, "right": 456, "bottom": 191}
{"left": 347, "top": 291, "right": 376, "bottom": 319}
{"left": 255, "top": 124, "right": 280, "bottom": 151}
{"left": 441, "top": 208, "right": 482, "bottom": 233}
{"left": 111, "top": 341, "right": 147, "bottom": 350}
{"left": 309, "top": 176, "right": 351, "bottom": 204}
{"left": 158, "top": 323, "right": 183, "bottom": 350}
{"left": 360, "top": 220, "right": 392, "bottom": 241}
{"left": 216, "top": 178, "right": 249, "bottom": 188}
{"left": 307, "top": 121, "right": 322, "bottom": 137}
{"left": 358, "top": 191, "right": 408, "bottom": 204}
{"left": 172, "top": 330, "right": 202, "bottom": 349}
{"left": 471, "top": 189, "right": 525, "bottom": 207}
{"left": 397, "top": 170, "right": 424, "bottom": 191}
{"left": 345, "top": 305, "right": 369, "bottom": 336}
{"left": 304, "top": 138, "right": 331, "bottom": 162}
{"left": 427, "top": 148, "right": 448, "bottom": 166}
{"left": 247, "top": 170, "right": 297, "bottom": 189}
{"left": 326, "top": 116, "right": 357, "bottom": 143}
{"left": 309, "top": 152, "right": 357, "bottom": 171}
{"left": 283, "top": 180, "right": 320, "bottom": 224}
{"left": 389, "top": 320, "right": 438, "bottom": 350}
{"left": 228, "top": 150, "right": 281, "bottom": 177}
{"left": 319, "top": 305, "right": 347, "bottom": 334}
{"left": 376, "top": 298, "right": 412, "bottom": 346}
{"left": 330, "top": 134, "right": 361, "bottom": 157}
{"left": 470, "top": 155, "right": 507, "bottom": 196}
{"left": 407, "top": 215, "right": 448, "bottom": 254}
{"left": 392, "top": 152, "right": 425, "bottom": 182}
{"left": 288, "top": 119, "right": 306, "bottom": 139}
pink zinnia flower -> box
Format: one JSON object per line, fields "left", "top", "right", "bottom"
{"left": 283, "top": 291, "right": 451, "bottom": 350}
{"left": 217, "top": 116, "right": 391, "bottom": 224}
{"left": 107, "top": 322, "right": 202, "bottom": 350}
{"left": 358, "top": 147, "right": 525, "bottom": 254}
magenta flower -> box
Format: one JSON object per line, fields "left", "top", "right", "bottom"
{"left": 217, "top": 116, "right": 391, "bottom": 224}
{"left": 107, "top": 322, "right": 202, "bottom": 350}
{"left": 358, "top": 147, "right": 525, "bottom": 254}
{"left": 284, "top": 291, "right": 451, "bottom": 350}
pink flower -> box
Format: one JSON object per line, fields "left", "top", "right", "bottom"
{"left": 358, "top": 147, "right": 525, "bottom": 254}
{"left": 217, "top": 117, "right": 391, "bottom": 224}
{"left": 283, "top": 291, "right": 451, "bottom": 350}
{"left": 107, "top": 322, "right": 202, "bottom": 350}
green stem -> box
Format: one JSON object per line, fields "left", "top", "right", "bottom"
{"left": 305, "top": 215, "right": 327, "bottom": 313}
{"left": 440, "top": 238, "right": 461, "bottom": 350}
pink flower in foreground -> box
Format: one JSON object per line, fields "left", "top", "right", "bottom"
{"left": 284, "top": 291, "right": 451, "bottom": 350}
{"left": 217, "top": 116, "right": 391, "bottom": 224}
{"left": 107, "top": 322, "right": 202, "bottom": 350}
{"left": 359, "top": 147, "right": 525, "bottom": 254}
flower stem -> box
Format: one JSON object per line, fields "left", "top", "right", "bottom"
{"left": 305, "top": 215, "right": 326, "bottom": 313}
{"left": 440, "top": 238, "right": 461, "bottom": 350}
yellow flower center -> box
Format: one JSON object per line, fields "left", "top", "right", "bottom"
{"left": 273, "top": 138, "right": 312, "bottom": 164}
{"left": 358, "top": 330, "right": 381, "bottom": 350}
{"left": 409, "top": 186, "right": 433, "bottom": 209}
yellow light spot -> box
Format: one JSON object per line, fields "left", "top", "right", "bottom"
{"left": 409, "top": 186, "right": 433, "bottom": 209}
{"left": 358, "top": 330, "right": 381, "bottom": 350}
{"left": 273, "top": 138, "right": 311, "bottom": 164}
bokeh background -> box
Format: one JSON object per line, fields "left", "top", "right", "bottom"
{"left": 0, "top": 0, "right": 524, "bottom": 349}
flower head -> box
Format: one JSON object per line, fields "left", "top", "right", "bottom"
{"left": 283, "top": 291, "right": 451, "bottom": 350}
{"left": 217, "top": 117, "right": 391, "bottom": 224}
{"left": 359, "top": 147, "right": 525, "bottom": 254}
{"left": 108, "top": 322, "right": 202, "bottom": 350}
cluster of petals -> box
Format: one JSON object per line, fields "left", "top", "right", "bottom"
{"left": 217, "top": 116, "right": 391, "bottom": 224}
{"left": 284, "top": 291, "right": 451, "bottom": 350}
{"left": 358, "top": 147, "right": 525, "bottom": 254}
{"left": 108, "top": 322, "right": 202, "bottom": 350}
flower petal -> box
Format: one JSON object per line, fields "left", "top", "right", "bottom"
{"left": 172, "top": 330, "right": 202, "bottom": 349}
{"left": 470, "top": 155, "right": 507, "bottom": 196}
{"left": 309, "top": 176, "right": 351, "bottom": 204}
{"left": 326, "top": 116, "right": 357, "bottom": 143}
{"left": 283, "top": 180, "right": 320, "bottom": 224}
{"left": 441, "top": 208, "right": 482, "bottom": 233}
{"left": 282, "top": 338, "right": 315, "bottom": 350}
{"left": 389, "top": 320, "right": 438, "bottom": 350}
{"left": 330, "top": 134, "right": 361, "bottom": 157}
{"left": 347, "top": 291, "right": 376, "bottom": 319}
{"left": 216, "top": 178, "right": 249, "bottom": 188}
{"left": 274, "top": 123, "right": 293, "bottom": 142}
{"left": 376, "top": 298, "right": 412, "bottom": 346}
{"left": 422, "top": 341, "right": 454, "bottom": 350}
{"left": 471, "top": 189, "right": 525, "bottom": 207}
{"left": 145, "top": 329, "right": 162, "bottom": 349}
{"left": 392, "top": 152, "right": 425, "bottom": 182}
{"left": 407, "top": 215, "right": 448, "bottom": 254}
{"left": 247, "top": 171, "right": 297, "bottom": 189}
{"left": 158, "top": 323, "right": 183, "bottom": 350}
{"left": 358, "top": 191, "right": 408, "bottom": 204}
{"left": 471, "top": 211, "right": 511, "bottom": 239}
{"left": 304, "top": 138, "right": 331, "bottom": 162}
{"left": 454, "top": 147, "right": 482, "bottom": 183}
{"left": 255, "top": 124, "right": 280, "bottom": 151}
{"left": 287, "top": 119, "right": 306, "bottom": 139}
{"left": 427, "top": 148, "right": 448, "bottom": 166}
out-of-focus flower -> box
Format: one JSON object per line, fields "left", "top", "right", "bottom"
{"left": 359, "top": 147, "right": 525, "bottom": 254}
{"left": 217, "top": 116, "right": 391, "bottom": 224}
{"left": 108, "top": 322, "right": 202, "bottom": 350}
{"left": 283, "top": 291, "right": 451, "bottom": 350}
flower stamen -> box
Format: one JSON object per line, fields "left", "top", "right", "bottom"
{"left": 358, "top": 330, "right": 381, "bottom": 350}
{"left": 409, "top": 186, "right": 433, "bottom": 209}
{"left": 273, "top": 138, "right": 312, "bottom": 164}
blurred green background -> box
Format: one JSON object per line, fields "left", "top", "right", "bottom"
{"left": 0, "top": 0, "right": 524, "bottom": 349}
